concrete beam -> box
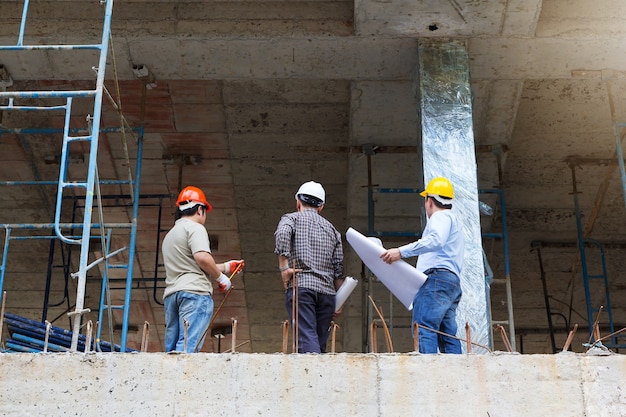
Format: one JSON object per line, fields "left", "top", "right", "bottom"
{"left": 2, "top": 36, "right": 626, "bottom": 82}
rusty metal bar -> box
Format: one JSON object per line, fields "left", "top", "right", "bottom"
{"left": 562, "top": 323, "right": 578, "bottom": 352}
{"left": 370, "top": 320, "right": 378, "bottom": 353}
{"left": 141, "top": 321, "right": 150, "bottom": 352}
{"left": 282, "top": 320, "right": 289, "bottom": 354}
{"left": 231, "top": 318, "right": 238, "bottom": 353}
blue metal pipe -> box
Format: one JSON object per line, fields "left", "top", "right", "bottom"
{"left": 570, "top": 166, "right": 594, "bottom": 336}
{"left": 12, "top": 333, "right": 69, "bottom": 353}
{"left": 5, "top": 341, "right": 40, "bottom": 353}
{"left": 0, "top": 223, "right": 132, "bottom": 230}
{"left": 0, "top": 126, "right": 141, "bottom": 135}
{"left": 55, "top": 100, "right": 85, "bottom": 245}
{"left": 17, "top": 0, "right": 29, "bottom": 46}
{"left": 615, "top": 123, "right": 626, "bottom": 207}
{"left": 120, "top": 127, "right": 144, "bottom": 351}
{"left": 0, "top": 180, "right": 133, "bottom": 186}
{"left": 6, "top": 235, "right": 115, "bottom": 241}
{"left": 0, "top": 229, "right": 11, "bottom": 306}
{"left": 478, "top": 189, "right": 510, "bottom": 280}
{"left": 479, "top": 188, "right": 513, "bottom": 349}
{"left": 97, "top": 229, "right": 114, "bottom": 347}
{"left": 42, "top": 231, "right": 58, "bottom": 323}
{"left": 0, "top": 90, "right": 97, "bottom": 99}
{"left": 372, "top": 187, "right": 423, "bottom": 194}
{"left": 0, "top": 104, "right": 68, "bottom": 111}
{"left": 0, "top": 45, "right": 102, "bottom": 51}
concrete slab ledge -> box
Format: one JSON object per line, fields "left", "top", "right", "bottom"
{"left": 0, "top": 352, "right": 625, "bottom": 416}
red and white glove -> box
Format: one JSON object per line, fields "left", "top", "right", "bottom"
{"left": 216, "top": 273, "right": 232, "bottom": 293}
{"left": 224, "top": 259, "right": 245, "bottom": 275}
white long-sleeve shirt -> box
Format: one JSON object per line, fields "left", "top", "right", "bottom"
{"left": 398, "top": 209, "right": 464, "bottom": 276}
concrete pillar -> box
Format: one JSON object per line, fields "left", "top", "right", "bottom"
{"left": 415, "top": 39, "right": 488, "bottom": 352}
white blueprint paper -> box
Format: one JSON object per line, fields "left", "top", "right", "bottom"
{"left": 346, "top": 227, "right": 427, "bottom": 310}
{"left": 335, "top": 276, "right": 358, "bottom": 312}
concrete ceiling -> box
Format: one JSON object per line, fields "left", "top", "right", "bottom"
{"left": 1, "top": 0, "right": 626, "bottom": 354}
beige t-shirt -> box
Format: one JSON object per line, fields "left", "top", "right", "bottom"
{"left": 162, "top": 217, "right": 213, "bottom": 299}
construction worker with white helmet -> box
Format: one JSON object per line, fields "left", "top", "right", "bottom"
{"left": 380, "top": 176, "right": 465, "bottom": 354}
{"left": 274, "top": 181, "right": 345, "bottom": 353}
{"left": 162, "top": 185, "right": 245, "bottom": 352}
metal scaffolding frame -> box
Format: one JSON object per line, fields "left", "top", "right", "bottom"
{"left": 359, "top": 145, "right": 421, "bottom": 352}
{"left": 567, "top": 160, "right": 626, "bottom": 349}
{"left": 480, "top": 188, "right": 515, "bottom": 351}
{"left": 0, "top": 0, "right": 143, "bottom": 352}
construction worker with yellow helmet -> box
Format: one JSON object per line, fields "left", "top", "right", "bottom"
{"left": 380, "top": 176, "right": 465, "bottom": 354}
{"left": 162, "top": 185, "right": 245, "bottom": 352}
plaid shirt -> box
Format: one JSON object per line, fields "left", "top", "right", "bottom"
{"left": 274, "top": 208, "right": 344, "bottom": 295}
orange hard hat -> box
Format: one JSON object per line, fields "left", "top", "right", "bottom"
{"left": 176, "top": 186, "right": 212, "bottom": 212}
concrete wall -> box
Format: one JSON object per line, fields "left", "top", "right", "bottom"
{"left": 1, "top": 352, "right": 625, "bottom": 416}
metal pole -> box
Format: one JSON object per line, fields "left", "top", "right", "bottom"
{"left": 17, "top": 0, "right": 30, "bottom": 47}
{"left": 614, "top": 124, "right": 626, "bottom": 207}
{"left": 569, "top": 164, "right": 594, "bottom": 336}
{"left": 119, "top": 126, "right": 144, "bottom": 351}
{"left": 68, "top": 0, "right": 115, "bottom": 351}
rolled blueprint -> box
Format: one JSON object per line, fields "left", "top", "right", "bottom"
{"left": 335, "top": 276, "right": 358, "bottom": 312}
{"left": 346, "top": 227, "right": 427, "bottom": 310}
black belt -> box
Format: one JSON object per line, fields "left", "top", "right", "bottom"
{"left": 423, "top": 268, "right": 455, "bottom": 276}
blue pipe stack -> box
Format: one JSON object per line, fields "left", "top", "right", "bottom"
{"left": 2, "top": 313, "right": 135, "bottom": 353}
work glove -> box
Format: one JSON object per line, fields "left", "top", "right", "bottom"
{"left": 216, "top": 273, "right": 232, "bottom": 293}
{"left": 224, "top": 259, "right": 245, "bottom": 275}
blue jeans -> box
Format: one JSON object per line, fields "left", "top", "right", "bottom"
{"left": 412, "top": 269, "right": 462, "bottom": 354}
{"left": 285, "top": 287, "right": 335, "bottom": 353}
{"left": 164, "top": 291, "right": 214, "bottom": 353}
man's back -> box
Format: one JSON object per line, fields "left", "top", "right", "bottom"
{"left": 274, "top": 208, "right": 343, "bottom": 295}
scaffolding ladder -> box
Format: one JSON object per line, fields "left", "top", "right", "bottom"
{"left": 0, "top": 0, "right": 141, "bottom": 352}
{"left": 359, "top": 145, "right": 420, "bottom": 351}
{"left": 569, "top": 161, "right": 626, "bottom": 349}
{"left": 365, "top": 185, "right": 421, "bottom": 351}
{"left": 479, "top": 188, "right": 516, "bottom": 351}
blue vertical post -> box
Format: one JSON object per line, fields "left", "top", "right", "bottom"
{"left": 615, "top": 123, "right": 626, "bottom": 208}
{"left": 119, "top": 127, "right": 143, "bottom": 351}
{"left": 17, "top": 0, "right": 30, "bottom": 47}
{"left": 570, "top": 164, "right": 594, "bottom": 337}
{"left": 480, "top": 188, "right": 515, "bottom": 350}
{"left": 0, "top": 228, "right": 11, "bottom": 306}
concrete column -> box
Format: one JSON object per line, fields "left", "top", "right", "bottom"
{"left": 415, "top": 39, "right": 488, "bottom": 352}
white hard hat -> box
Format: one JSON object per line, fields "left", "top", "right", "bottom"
{"left": 295, "top": 181, "right": 325, "bottom": 206}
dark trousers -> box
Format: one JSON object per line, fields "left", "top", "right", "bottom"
{"left": 285, "top": 287, "right": 335, "bottom": 353}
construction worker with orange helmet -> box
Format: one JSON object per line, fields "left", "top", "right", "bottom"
{"left": 380, "top": 177, "right": 465, "bottom": 354}
{"left": 162, "top": 185, "right": 245, "bottom": 352}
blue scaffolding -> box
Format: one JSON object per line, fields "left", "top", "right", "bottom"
{"left": 568, "top": 160, "right": 626, "bottom": 350}
{"left": 0, "top": 0, "right": 142, "bottom": 352}
{"left": 479, "top": 188, "right": 515, "bottom": 351}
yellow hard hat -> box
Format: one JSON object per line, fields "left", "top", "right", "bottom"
{"left": 419, "top": 177, "right": 454, "bottom": 199}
